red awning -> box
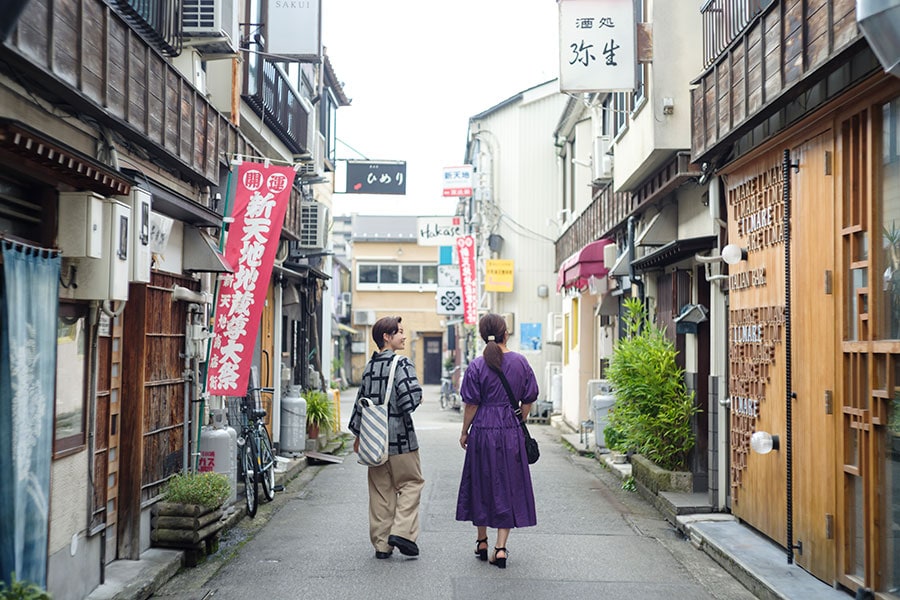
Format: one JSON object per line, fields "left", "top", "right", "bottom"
{"left": 557, "top": 238, "right": 614, "bottom": 292}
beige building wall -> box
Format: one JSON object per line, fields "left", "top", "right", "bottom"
{"left": 349, "top": 239, "right": 444, "bottom": 387}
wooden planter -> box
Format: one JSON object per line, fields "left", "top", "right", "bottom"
{"left": 151, "top": 502, "right": 224, "bottom": 566}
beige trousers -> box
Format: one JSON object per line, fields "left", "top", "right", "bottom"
{"left": 366, "top": 450, "right": 424, "bottom": 552}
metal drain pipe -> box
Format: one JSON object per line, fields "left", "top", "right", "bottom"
{"left": 783, "top": 149, "right": 801, "bottom": 563}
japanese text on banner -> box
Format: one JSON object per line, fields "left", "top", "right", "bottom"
{"left": 456, "top": 235, "right": 477, "bottom": 325}
{"left": 206, "top": 161, "right": 294, "bottom": 396}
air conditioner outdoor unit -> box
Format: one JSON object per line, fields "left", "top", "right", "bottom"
{"left": 592, "top": 135, "right": 613, "bottom": 182}
{"left": 296, "top": 201, "right": 329, "bottom": 250}
{"left": 297, "top": 131, "right": 326, "bottom": 179}
{"left": 182, "top": 0, "right": 239, "bottom": 53}
{"left": 353, "top": 309, "right": 376, "bottom": 326}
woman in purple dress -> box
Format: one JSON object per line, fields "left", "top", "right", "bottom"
{"left": 456, "top": 313, "right": 538, "bottom": 568}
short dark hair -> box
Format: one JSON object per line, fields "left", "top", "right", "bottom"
{"left": 372, "top": 316, "right": 402, "bottom": 350}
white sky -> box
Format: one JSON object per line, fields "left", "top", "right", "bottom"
{"left": 322, "top": 0, "right": 561, "bottom": 217}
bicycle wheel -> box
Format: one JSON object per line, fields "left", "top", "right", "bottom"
{"left": 258, "top": 425, "right": 277, "bottom": 502}
{"left": 451, "top": 392, "right": 462, "bottom": 411}
{"left": 242, "top": 440, "right": 258, "bottom": 518}
{"left": 439, "top": 386, "right": 448, "bottom": 410}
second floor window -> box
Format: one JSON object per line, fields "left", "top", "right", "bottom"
{"left": 357, "top": 263, "right": 438, "bottom": 289}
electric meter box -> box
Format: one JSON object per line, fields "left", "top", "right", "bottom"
{"left": 58, "top": 192, "right": 104, "bottom": 258}
{"left": 117, "top": 187, "right": 152, "bottom": 283}
{"left": 71, "top": 199, "right": 132, "bottom": 301}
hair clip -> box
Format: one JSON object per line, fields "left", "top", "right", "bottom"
{"left": 488, "top": 335, "right": 495, "bottom": 341}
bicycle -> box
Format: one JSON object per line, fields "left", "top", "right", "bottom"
{"left": 440, "top": 365, "right": 462, "bottom": 411}
{"left": 237, "top": 383, "right": 277, "bottom": 518}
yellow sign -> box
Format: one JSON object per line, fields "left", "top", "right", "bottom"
{"left": 485, "top": 259, "right": 514, "bottom": 292}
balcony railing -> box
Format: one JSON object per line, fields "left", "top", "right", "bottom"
{"left": 110, "top": 0, "right": 181, "bottom": 57}
{"left": 701, "top": 0, "right": 774, "bottom": 68}
{"left": 243, "top": 59, "right": 312, "bottom": 156}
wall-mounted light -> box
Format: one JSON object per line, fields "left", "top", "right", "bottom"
{"left": 857, "top": 0, "right": 900, "bottom": 78}
{"left": 721, "top": 244, "right": 748, "bottom": 265}
{"left": 750, "top": 431, "right": 780, "bottom": 454}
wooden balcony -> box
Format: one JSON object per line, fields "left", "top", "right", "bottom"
{"left": 2, "top": 0, "right": 247, "bottom": 187}
{"left": 691, "top": 0, "right": 864, "bottom": 163}
{"left": 243, "top": 59, "right": 312, "bottom": 156}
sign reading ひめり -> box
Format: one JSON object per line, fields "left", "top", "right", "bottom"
{"left": 206, "top": 161, "right": 294, "bottom": 396}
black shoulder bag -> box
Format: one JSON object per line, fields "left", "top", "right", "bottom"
{"left": 496, "top": 369, "right": 540, "bottom": 464}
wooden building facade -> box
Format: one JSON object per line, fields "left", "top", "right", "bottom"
{"left": 692, "top": 0, "right": 900, "bottom": 594}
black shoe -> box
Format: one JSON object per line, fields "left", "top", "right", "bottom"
{"left": 387, "top": 535, "right": 419, "bottom": 556}
{"left": 375, "top": 550, "right": 393, "bottom": 559}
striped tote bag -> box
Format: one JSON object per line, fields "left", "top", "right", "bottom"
{"left": 356, "top": 355, "right": 399, "bottom": 466}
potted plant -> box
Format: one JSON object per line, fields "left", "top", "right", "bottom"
{"left": 606, "top": 298, "right": 698, "bottom": 491}
{"left": 151, "top": 471, "right": 230, "bottom": 564}
{"left": 305, "top": 389, "right": 336, "bottom": 440}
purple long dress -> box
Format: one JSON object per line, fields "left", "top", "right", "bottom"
{"left": 455, "top": 352, "right": 538, "bottom": 528}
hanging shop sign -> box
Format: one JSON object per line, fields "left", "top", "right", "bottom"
{"left": 266, "top": 0, "right": 322, "bottom": 62}
{"left": 442, "top": 165, "right": 474, "bottom": 197}
{"left": 436, "top": 286, "right": 464, "bottom": 315}
{"left": 345, "top": 160, "right": 406, "bottom": 195}
{"left": 207, "top": 161, "right": 294, "bottom": 396}
{"left": 558, "top": 0, "right": 636, "bottom": 92}
{"left": 417, "top": 215, "right": 465, "bottom": 246}
{"left": 485, "top": 259, "right": 514, "bottom": 292}
{"left": 456, "top": 236, "right": 477, "bottom": 325}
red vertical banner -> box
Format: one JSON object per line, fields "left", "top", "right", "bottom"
{"left": 456, "top": 235, "right": 477, "bottom": 325}
{"left": 206, "top": 161, "right": 295, "bottom": 396}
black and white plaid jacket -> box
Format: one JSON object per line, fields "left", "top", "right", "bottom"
{"left": 349, "top": 350, "right": 423, "bottom": 455}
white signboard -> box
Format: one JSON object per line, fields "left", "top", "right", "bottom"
{"left": 438, "top": 264, "right": 460, "bottom": 287}
{"left": 442, "top": 165, "right": 474, "bottom": 197}
{"left": 417, "top": 216, "right": 466, "bottom": 246}
{"left": 266, "top": 0, "right": 321, "bottom": 61}
{"left": 436, "top": 287, "right": 464, "bottom": 315}
{"left": 559, "top": 0, "right": 636, "bottom": 92}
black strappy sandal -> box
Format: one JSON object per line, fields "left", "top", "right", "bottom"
{"left": 475, "top": 537, "right": 488, "bottom": 561}
{"left": 490, "top": 547, "right": 508, "bottom": 569}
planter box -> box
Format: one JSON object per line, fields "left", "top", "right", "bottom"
{"left": 630, "top": 454, "right": 693, "bottom": 494}
{"left": 151, "top": 502, "right": 224, "bottom": 566}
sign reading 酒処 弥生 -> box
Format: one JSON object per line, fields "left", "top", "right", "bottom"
{"left": 206, "top": 161, "right": 294, "bottom": 396}
{"left": 558, "top": 0, "right": 636, "bottom": 93}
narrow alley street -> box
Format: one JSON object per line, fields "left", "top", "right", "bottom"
{"left": 150, "top": 385, "right": 755, "bottom": 600}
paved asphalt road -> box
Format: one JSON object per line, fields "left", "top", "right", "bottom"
{"left": 152, "top": 384, "right": 756, "bottom": 600}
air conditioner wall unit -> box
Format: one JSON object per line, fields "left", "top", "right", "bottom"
{"left": 592, "top": 135, "right": 613, "bottom": 182}
{"left": 182, "top": 0, "right": 239, "bottom": 53}
{"left": 295, "top": 201, "right": 329, "bottom": 250}
{"left": 353, "top": 309, "right": 376, "bottom": 326}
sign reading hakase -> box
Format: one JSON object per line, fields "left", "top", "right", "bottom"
{"left": 456, "top": 236, "right": 477, "bottom": 325}
{"left": 206, "top": 161, "right": 294, "bottom": 396}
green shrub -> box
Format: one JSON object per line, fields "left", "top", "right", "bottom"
{"left": 163, "top": 471, "right": 230, "bottom": 509}
{"left": 603, "top": 423, "right": 625, "bottom": 451}
{"left": 305, "top": 389, "right": 336, "bottom": 432}
{"left": 0, "top": 573, "right": 51, "bottom": 599}
{"left": 607, "top": 297, "right": 698, "bottom": 471}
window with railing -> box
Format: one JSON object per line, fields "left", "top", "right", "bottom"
{"left": 110, "top": 0, "right": 181, "bottom": 56}
{"left": 700, "top": 0, "right": 773, "bottom": 68}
